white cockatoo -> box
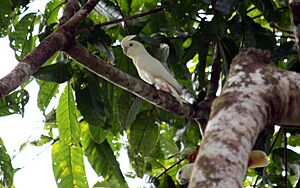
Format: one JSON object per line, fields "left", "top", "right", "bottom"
{"left": 176, "top": 150, "right": 269, "bottom": 185}
{"left": 121, "top": 35, "right": 194, "bottom": 104}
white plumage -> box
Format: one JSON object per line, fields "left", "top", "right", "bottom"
{"left": 121, "top": 35, "right": 184, "bottom": 104}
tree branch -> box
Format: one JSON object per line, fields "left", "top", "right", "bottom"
{"left": 64, "top": 42, "right": 204, "bottom": 119}
{"left": 189, "top": 48, "right": 300, "bottom": 187}
{"left": 79, "top": 7, "right": 165, "bottom": 32}
{"left": 289, "top": 0, "right": 300, "bottom": 62}
{"left": 0, "top": 0, "right": 99, "bottom": 98}
{"left": 58, "top": 0, "right": 79, "bottom": 25}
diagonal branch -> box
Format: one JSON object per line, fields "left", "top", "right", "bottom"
{"left": 0, "top": 0, "right": 100, "bottom": 98}
{"left": 64, "top": 42, "right": 204, "bottom": 119}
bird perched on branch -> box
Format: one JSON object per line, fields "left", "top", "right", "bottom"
{"left": 121, "top": 35, "right": 195, "bottom": 104}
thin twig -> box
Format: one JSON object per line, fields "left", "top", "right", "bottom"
{"left": 270, "top": 22, "right": 294, "bottom": 34}
{"left": 79, "top": 7, "right": 165, "bottom": 33}
{"left": 155, "top": 157, "right": 186, "bottom": 179}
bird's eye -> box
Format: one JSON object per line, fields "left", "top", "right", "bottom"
{"left": 178, "top": 170, "right": 182, "bottom": 175}
{"left": 129, "top": 43, "right": 133, "bottom": 46}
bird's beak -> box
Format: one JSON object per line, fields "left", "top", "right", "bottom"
{"left": 122, "top": 47, "right": 128, "bottom": 54}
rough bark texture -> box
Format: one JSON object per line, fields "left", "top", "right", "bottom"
{"left": 189, "top": 49, "right": 300, "bottom": 187}
{"left": 290, "top": 0, "right": 300, "bottom": 61}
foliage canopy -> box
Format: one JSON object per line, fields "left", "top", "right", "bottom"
{"left": 0, "top": 0, "right": 299, "bottom": 187}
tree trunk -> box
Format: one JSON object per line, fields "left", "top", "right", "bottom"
{"left": 189, "top": 48, "right": 300, "bottom": 187}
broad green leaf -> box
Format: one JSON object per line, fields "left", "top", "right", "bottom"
{"left": 129, "top": 111, "right": 159, "bottom": 157}
{"left": 52, "top": 141, "right": 88, "bottom": 188}
{"left": 271, "top": 148, "right": 300, "bottom": 179}
{"left": 34, "top": 63, "right": 73, "bottom": 83}
{"left": 125, "top": 97, "right": 142, "bottom": 126}
{"left": 57, "top": 83, "right": 80, "bottom": 145}
{"left": 44, "top": 0, "right": 64, "bottom": 25}
{"left": 0, "top": 89, "right": 29, "bottom": 117}
{"left": 37, "top": 80, "right": 59, "bottom": 113}
{"left": 0, "top": 138, "right": 14, "bottom": 187}
{"left": 94, "top": 0, "right": 122, "bottom": 20}
{"left": 0, "top": 0, "right": 13, "bottom": 37}
{"left": 9, "top": 13, "right": 38, "bottom": 60}
{"left": 243, "top": 17, "right": 276, "bottom": 51}
{"left": 81, "top": 122, "right": 127, "bottom": 187}
{"left": 75, "top": 74, "right": 109, "bottom": 143}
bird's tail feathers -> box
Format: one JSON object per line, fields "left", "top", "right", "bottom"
{"left": 166, "top": 84, "right": 184, "bottom": 105}
{"left": 180, "top": 86, "right": 196, "bottom": 104}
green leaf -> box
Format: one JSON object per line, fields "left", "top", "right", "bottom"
{"left": 30, "top": 135, "right": 54, "bottom": 146}
{"left": 52, "top": 140, "right": 88, "bottom": 188}
{"left": 158, "top": 174, "right": 175, "bottom": 188}
{"left": 271, "top": 148, "right": 300, "bottom": 177}
{"left": 0, "top": 138, "right": 14, "bottom": 187}
{"left": 243, "top": 17, "right": 276, "bottom": 51}
{"left": 250, "top": 0, "right": 280, "bottom": 22}
{"left": 0, "top": 0, "right": 13, "bottom": 37}
{"left": 75, "top": 75, "right": 109, "bottom": 144}
{"left": 125, "top": 97, "right": 142, "bottom": 126}
{"left": 0, "top": 89, "right": 29, "bottom": 117}
{"left": 129, "top": 111, "right": 159, "bottom": 157}
{"left": 94, "top": 0, "right": 122, "bottom": 20}
{"left": 81, "top": 122, "right": 127, "bottom": 187}
{"left": 37, "top": 80, "right": 59, "bottom": 113}
{"left": 57, "top": 83, "right": 80, "bottom": 145}
{"left": 44, "top": 0, "right": 64, "bottom": 25}
{"left": 34, "top": 63, "right": 73, "bottom": 83}
{"left": 9, "top": 13, "right": 38, "bottom": 60}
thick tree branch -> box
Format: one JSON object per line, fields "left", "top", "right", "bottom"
{"left": 58, "top": 0, "right": 79, "bottom": 25}
{"left": 0, "top": 32, "right": 66, "bottom": 98}
{"left": 189, "top": 49, "right": 300, "bottom": 187}
{"left": 290, "top": 0, "right": 300, "bottom": 61}
{"left": 0, "top": 0, "right": 99, "bottom": 98}
{"left": 64, "top": 42, "right": 203, "bottom": 119}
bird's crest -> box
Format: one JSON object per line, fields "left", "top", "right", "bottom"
{"left": 122, "top": 35, "right": 136, "bottom": 43}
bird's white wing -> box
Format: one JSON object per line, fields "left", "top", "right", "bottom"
{"left": 134, "top": 53, "right": 183, "bottom": 103}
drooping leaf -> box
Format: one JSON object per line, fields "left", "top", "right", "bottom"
{"left": 44, "top": 0, "right": 64, "bottom": 25}
{"left": 243, "top": 17, "right": 276, "bottom": 51}
{"left": 0, "top": 138, "right": 14, "bottom": 187}
{"left": 81, "top": 122, "right": 127, "bottom": 187}
{"left": 37, "top": 80, "right": 59, "bottom": 113}
{"left": 158, "top": 174, "right": 175, "bottom": 188}
{"left": 94, "top": 0, "right": 122, "bottom": 20}
{"left": 0, "top": 89, "right": 29, "bottom": 117}
{"left": 34, "top": 62, "right": 73, "bottom": 83}
{"left": 125, "top": 97, "right": 142, "bottom": 126}
{"left": 57, "top": 83, "right": 80, "bottom": 145}
{"left": 52, "top": 140, "right": 88, "bottom": 188}
{"left": 9, "top": 13, "right": 38, "bottom": 60}
{"left": 129, "top": 110, "right": 159, "bottom": 157}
